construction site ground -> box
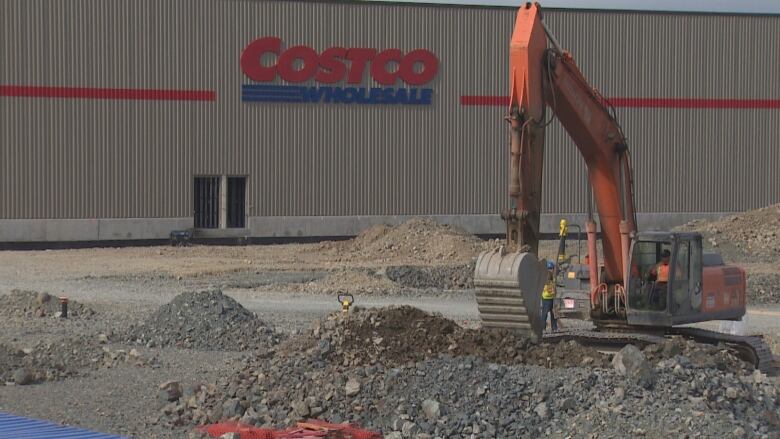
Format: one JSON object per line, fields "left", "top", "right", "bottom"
{"left": 0, "top": 216, "right": 778, "bottom": 438}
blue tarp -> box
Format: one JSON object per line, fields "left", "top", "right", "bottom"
{"left": 0, "top": 412, "right": 128, "bottom": 439}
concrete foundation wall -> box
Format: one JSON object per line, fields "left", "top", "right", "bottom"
{"left": 0, "top": 218, "right": 192, "bottom": 242}
{"left": 0, "top": 213, "right": 728, "bottom": 243}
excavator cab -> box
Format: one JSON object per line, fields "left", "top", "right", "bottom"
{"left": 626, "top": 232, "right": 706, "bottom": 326}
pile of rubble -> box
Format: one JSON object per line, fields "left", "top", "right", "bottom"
{"left": 126, "top": 290, "right": 281, "bottom": 351}
{"left": 385, "top": 264, "right": 474, "bottom": 289}
{"left": 261, "top": 269, "right": 402, "bottom": 296}
{"left": 1, "top": 336, "right": 154, "bottom": 386}
{"left": 643, "top": 336, "right": 758, "bottom": 372}
{"left": 256, "top": 264, "right": 478, "bottom": 298}
{"left": 680, "top": 203, "right": 780, "bottom": 263}
{"left": 747, "top": 272, "right": 780, "bottom": 304}
{"left": 340, "top": 218, "right": 491, "bottom": 264}
{"left": 293, "top": 306, "right": 609, "bottom": 369}
{"left": 171, "top": 356, "right": 777, "bottom": 437}
{"left": 158, "top": 308, "right": 776, "bottom": 438}
{"left": 0, "top": 290, "right": 95, "bottom": 319}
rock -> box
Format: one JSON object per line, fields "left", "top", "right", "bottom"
{"left": 158, "top": 380, "right": 182, "bottom": 403}
{"left": 222, "top": 398, "right": 244, "bottom": 418}
{"left": 421, "top": 399, "right": 440, "bottom": 420}
{"left": 559, "top": 398, "right": 575, "bottom": 411}
{"left": 612, "top": 345, "right": 656, "bottom": 388}
{"left": 534, "top": 402, "right": 549, "bottom": 419}
{"left": 345, "top": 378, "right": 361, "bottom": 396}
{"left": 13, "top": 368, "right": 34, "bottom": 385}
{"left": 98, "top": 333, "right": 109, "bottom": 344}
{"left": 290, "top": 400, "right": 310, "bottom": 418}
{"left": 725, "top": 387, "right": 738, "bottom": 399}
{"left": 401, "top": 421, "right": 417, "bottom": 438}
{"left": 661, "top": 340, "right": 682, "bottom": 357}
{"left": 385, "top": 433, "right": 403, "bottom": 439}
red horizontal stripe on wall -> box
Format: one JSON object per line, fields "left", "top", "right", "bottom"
{"left": 0, "top": 85, "right": 215, "bottom": 101}
{"left": 461, "top": 95, "right": 780, "bottom": 109}
{"left": 460, "top": 95, "right": 511, "bottom": 106}
{"left": 608, "top": 98, "right": 780, "bottom": 109}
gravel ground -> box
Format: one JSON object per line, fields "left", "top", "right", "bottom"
{"left": 0, "top": 218, "right": 777, "bottom": 438}
{"left": 0, "top": 349, "right": 246, "bottom": 439}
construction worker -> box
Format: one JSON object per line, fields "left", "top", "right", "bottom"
{"left": 541, "top": 261, "right": 558, "bottom": 332}
{"left": 647, "top": 249, "right": 671, "bottom": 309}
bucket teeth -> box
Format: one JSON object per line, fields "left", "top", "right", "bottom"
{"left": 474, "top": 249, "right": 546, "bottom": 342}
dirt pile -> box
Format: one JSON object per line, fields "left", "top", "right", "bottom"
{"left": 259, "top": 269, "right": 401, "bottom": 296}
{"left": 160, "top": 331, "right": 777, "bottom": 438}
{"left": 747, "top": 272, "right": 780, "bottom": 304}
{"left": 342, "top": 218, "right": 491, "bottom": 264}
{"left": 642, "top": 337, "right": 751, "bottom": 372}
{"left": 679, "top": 204, "right": 780, "bottom": 263}
{"left": 0, "top": 290, "right": 95, "bottom": 319}
{"left": 126, "top": 290, "right": 281, "bottom": 351}
{"left": 287, "top": 306, "right": 609, "bottom": 368}
{"left": 0, "top": 337, "right": 154, "bottom": 385}
{"left": 253, "top": 264, "right": 477, "bottom": 298}
{"left": 385, "top": 263, "right": 474, "bottom": 289}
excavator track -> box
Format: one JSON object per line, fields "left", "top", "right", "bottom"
{"left": 543, "top": 327, "right": 777, "bottom": 374}
{"left": 670, "top": 327, "right": 776, "bottom": 374}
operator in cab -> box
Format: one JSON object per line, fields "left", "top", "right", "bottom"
{"left": 541, "top": 261, "right": 558, "bottom": 332}
{"left": 647, "top": 249, "right": 671, "bottom": 308}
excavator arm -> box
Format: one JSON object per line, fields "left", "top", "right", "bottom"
{"left": 508, "top": 2, "right": 636, "bottom": 283}
{"left": 475, "top": 2, "right": 637, "bottom": 338}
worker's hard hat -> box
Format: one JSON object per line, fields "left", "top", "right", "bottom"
{"left": 546, "top": 261, "right": 555, "bottom": 270}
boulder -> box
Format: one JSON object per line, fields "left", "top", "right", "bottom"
{"left": 612, "top": 345, "right": 656, "bottom": 389}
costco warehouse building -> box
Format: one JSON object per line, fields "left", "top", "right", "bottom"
{"left": 1, "top": 0, "right": 779, "bottom": 243}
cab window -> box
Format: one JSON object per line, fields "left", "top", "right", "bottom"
{"left": 629, "top": 240, "right": 672, "bottom": 311}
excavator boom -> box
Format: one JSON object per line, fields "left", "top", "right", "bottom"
{"left": 476, "top": 2, "right": 637, "bottom": 339}
{"left": 508, "top": 2, "right": 636, "bottom": 283}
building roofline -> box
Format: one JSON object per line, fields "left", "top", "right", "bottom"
{"left": 284, "top": 0, "right": 780, "bottom": 17}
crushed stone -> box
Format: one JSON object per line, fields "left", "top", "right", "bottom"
{"left": 125, "top": 290, "right": 281, "bottom": 351}
{"left": 0, "top": 337, "right": 155, "bottom": 385}
{"left": 385, "top": 263, "right": 475, "bottom": 289}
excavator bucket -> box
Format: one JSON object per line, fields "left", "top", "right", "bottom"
{"left": 474, "top": 248, "right": 546, "bottom": 342}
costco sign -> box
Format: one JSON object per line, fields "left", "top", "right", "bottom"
{"left": 240, "top": 37, "right": 438, "bottom": 105}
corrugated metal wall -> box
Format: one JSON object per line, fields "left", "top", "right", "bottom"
{"left": 1, "top": 0, "right": 779, "bottom": 220}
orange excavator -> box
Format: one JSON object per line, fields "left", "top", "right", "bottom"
{"left": 474, "top": 2, "right": 774, "bottom": 371}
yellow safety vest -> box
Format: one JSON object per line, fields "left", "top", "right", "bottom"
{"left": 542, "top": 281, "right": 555, "bottom": 300}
